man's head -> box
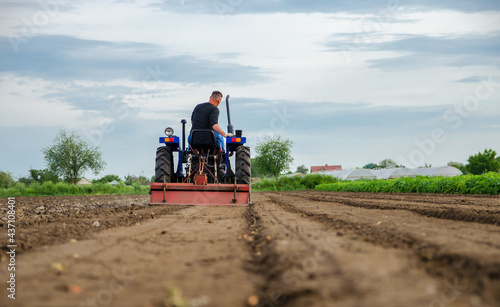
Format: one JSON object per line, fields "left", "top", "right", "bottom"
{"left": 209, "top": 91, "right": 223, "bottom": 107}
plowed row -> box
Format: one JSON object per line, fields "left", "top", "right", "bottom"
{"left": 0, "top": 191, "right": 499, "bottom": 307}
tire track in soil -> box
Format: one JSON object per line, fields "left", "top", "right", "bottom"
{"left": 244, "top": 201, "right": 352, "bottom": 306}
{"left": 244, "top": 193, "right": 468, "bottom": 307}
{"left": 263, "top": 192, "right": 500, "bottom": 306}
{"left": 285, "top": 191, "right": 500, "bottom": 226}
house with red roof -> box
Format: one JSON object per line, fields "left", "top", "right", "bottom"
{"left": 310, "top": 164, "right": 342, "bottom": 173}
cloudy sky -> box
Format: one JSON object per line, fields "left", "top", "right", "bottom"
{"left": 1, "top": 0, "right": 499, "bottom": 180}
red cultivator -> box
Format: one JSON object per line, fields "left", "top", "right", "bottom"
{"left": 149, "top": 183, "right": 250, "bottom": 206}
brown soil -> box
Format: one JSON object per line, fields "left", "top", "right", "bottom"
{"left": 0, "top": 191, "right": 499, "bottom": 307}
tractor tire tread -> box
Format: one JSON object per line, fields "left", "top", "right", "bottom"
{"left": 155, "top": 146, "right": 174, "bottom": 183}
{"left": 235, "top": 146, "right": 251, "bottom": 184}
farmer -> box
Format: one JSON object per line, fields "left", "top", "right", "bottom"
{"left": 189, "top": 91, "right": 233, "bottom": 150}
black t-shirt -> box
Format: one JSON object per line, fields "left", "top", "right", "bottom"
{"left": 190, "top": 102, "right": 219, "bottom": 132}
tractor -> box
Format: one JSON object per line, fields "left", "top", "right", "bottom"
{"left": 149, "top": 95, "right": 251, "bottom": 205}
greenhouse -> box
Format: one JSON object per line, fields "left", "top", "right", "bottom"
{"left": 413, "top": 166, "right": 463, "bottom": 177}
{"left": 373, "top": 168, "right": 419, "bottom": 180}
{"left": 319, "top": 166, "right": 463, "bottom": 181}
{"left": 325, "top": 169, "right": 377, "bottom": 181}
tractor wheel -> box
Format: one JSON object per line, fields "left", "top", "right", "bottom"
{"left": 235, "top": 146, "right": 251, "bottom": 184}
{"left": 155, "top": 146, "right": 174, "bottom": 183}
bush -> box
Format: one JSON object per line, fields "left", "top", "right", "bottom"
{"left": 0, "top": 171, "right": 15, "bottom": 189}
{"left": 0, "top": 181, "right": 149, "bottom": 197}
{"left": 252, "top": 174, "right": 338, "bottom": 191}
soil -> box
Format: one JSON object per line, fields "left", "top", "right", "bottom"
{"left": 0, "top": 191, "right": 499, "bottom": 307}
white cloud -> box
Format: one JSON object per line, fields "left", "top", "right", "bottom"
{"left": 392, "top": 10, "right": 500, "bottom": 36}
{"left": 0, "top": 75, "right": 113, "bottom": 129}
{"left": 32, "top": 7, "right": 497, "bottom": 106}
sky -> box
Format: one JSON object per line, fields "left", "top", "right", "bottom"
{"left": 1, "top": 0, "right": 500, "bottom": 180}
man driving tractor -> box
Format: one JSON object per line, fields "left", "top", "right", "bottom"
{"left": 188, "top": 91, "right": 234, "bottom": 175}
{"left": 189, "top": 91, "right": 234, "bottom": 149}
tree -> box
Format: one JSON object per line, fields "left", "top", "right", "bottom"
{"left": 363, "top": 163, "right": 377, "bottom": 169}
{"left": 466, "top": 149, "right": 500, "bottom": 175}
{"left": 29, "top": 168, "right": 60, "bottom": 183}
{"left": 137, "top": 175, "right": 149, "bottom": 185}
{"left": 255, "top": 135, "right": 294, "bottom": 177}
{"left": 93, "top": 174, "right": 122, "bottom": 184}
{"left": 0, "top": 171, "right": 15, "bottom": 189}
{"left": 378, "top": 159, "right": 398, "bottom": 169}
{"left": 17, "top": 176, "right": 33, "bottom": 185}
{"left": 42, "top": 130, "right": 106, "bottom": 184}
{"left": 251, "top": 158, "right": 262, "bottom": 178}
{"left": 296, "top": 165, "right": 308, "bottom": 174}
{"left": 124, "top": 174, "right": 149, "bottom": 186}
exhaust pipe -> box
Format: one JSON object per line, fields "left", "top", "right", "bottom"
{"left": 181, "top": 119, "right": 187, "bottom": 152}
{"left": 226, "top": 95, "right": 234, "bottom": 135}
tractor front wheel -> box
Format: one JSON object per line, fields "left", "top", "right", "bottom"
{"left": 235, "top": 146, "right": 251, "bottom": 184}
{"left": 155, "top": 146, "right": 174, "bottom": 183}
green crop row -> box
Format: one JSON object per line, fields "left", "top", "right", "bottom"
{"left": 252, "top": 174, "right": 339, "bottom": 191}
{"left": 315, "top": 172, "right": 500, "bottom": 195}
{"left": 0, "top": 181, "right": 150, "bottom": 197}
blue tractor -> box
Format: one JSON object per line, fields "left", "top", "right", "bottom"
{"left": 149, "top": 95, "right": 251, "bottom": 205}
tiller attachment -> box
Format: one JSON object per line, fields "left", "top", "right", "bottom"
{"left": 150, "top": 155, "right": 250, "bottom": 206}
{"left": 149, "top": 182, "right": 250, "bottom": 206}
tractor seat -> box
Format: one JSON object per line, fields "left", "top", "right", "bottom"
{"left": 190, "top": 129, "right": 217, "bottom": 153}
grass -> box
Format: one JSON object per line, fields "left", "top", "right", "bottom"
{"left": 252, "top": 172, "right": 500, "bottom": 195}
{"left": 0, "top": 181, "right": 150, "bottom": 197}
{"left": 252, "top": 174, "right": 338, "bottom": 191}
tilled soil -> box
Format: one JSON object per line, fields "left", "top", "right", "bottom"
{"left": 0, "top": 191, "right": 499, "bottom": 307}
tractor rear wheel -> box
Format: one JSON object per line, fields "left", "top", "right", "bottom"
{"left": 235, "top": 146, "right": 251, "bottom": 184}
{"left": 155, "top": 146, "right": 174, "bottom": 183}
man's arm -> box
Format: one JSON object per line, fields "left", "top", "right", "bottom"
{"left": 212, "top": 124, "right": 225, "bottom": 137}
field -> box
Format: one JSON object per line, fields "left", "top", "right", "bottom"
{"left": 1, "top": 191, "right": 500, "bottom": 307}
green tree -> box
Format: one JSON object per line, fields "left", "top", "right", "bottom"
{"left": 93, "top": 174, "right": 122, "bottom": 184}
{"left": 296, "top": 165, "right": 308, "bottom": 174}
{"left": 466, "top": 149, "right": 500, "bottom": 175}
{"left": 0, "top": 171, "right": 15, "bottom": 189}
{"left": 124, "top": 174, "right": 135, "bottom": 186}
{"left": 363, "top": 163, "right": 378, "bottom": 169}
{"left": 255, "top": 135, "right": 294, "bottom": 177}
{"left": 137, "top": 175, "right": 149, "bottom": 185}
{"left": 17, "top": 176, "right": 33, "bottom": 185}
{"left": 378, "top": 159, "right": 398, "bottom": 169}
{"left": 124, "top": 174, "right": 149, "bottom": 186}
{"left": 42, "top": 130, "right": 106, "bottom": 184}
{"left": 30, "top": 168, "right": 60, "bottom": 183}
{"left": 251, "top": 158, "right": 262, "bottom": 178}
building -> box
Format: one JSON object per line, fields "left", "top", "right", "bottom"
{"left": 310, "top": 164, "right": 342, "bottom": 173}
{"left": 77, "top": 177, "right": 92, "bottom": 185}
